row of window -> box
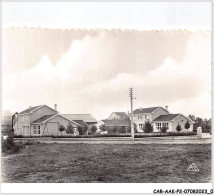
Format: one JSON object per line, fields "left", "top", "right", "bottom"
{"left": 139, "top": 124, "right": 144, "bottom": 130}
{"left": 156, "top": 123, "right": 169, "bottom": 130}
{"left": 22, "top": 125, "right": 41, "bottom": 135}
{"left": 134, "top": 115, "right": 149, "bottom": 120}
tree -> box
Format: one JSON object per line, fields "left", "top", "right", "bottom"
{"left": 160, "top": 126, "right": 168, "bottom": 133}
{"left": 143, "top": 121, "right": 153, "bottom": 133}
{"left": 58, "top": 124, "right": 65, "bottom": 135}
{"left": 66, "top": 123, "right": 74, "bottom": 135}
{"left": 184, "top": 120, "right": 190, "bottom": 130}
{"left": 176, "top": 124, "right": 182, "bottom": 132}
{"left": 99, "top": 124, "right": 108, "bottom": 132}
{"left": 90, "top": 125, "right": 98, "bottom": 135}
{"left": 77, "top": 126, "right": 84, "bottom": 136}
{"left": 188, "top": 114, "right": 196, "bottom": 122}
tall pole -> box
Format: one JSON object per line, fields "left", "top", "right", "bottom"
{"left": 129, "top": 87, "right": 134, "bottom": 140}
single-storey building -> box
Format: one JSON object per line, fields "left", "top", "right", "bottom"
{"left": 61, "top": 114, "right": 97, "bottom": 128}
{"left": 152, "top": 113, "right": 194, "bottom": 132}
{"left": 97, "top": 119, "right": 131, "bottom": 133}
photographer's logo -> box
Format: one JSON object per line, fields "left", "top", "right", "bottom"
{"left": 187, "top": 163, "right": 199, "bottom": 172}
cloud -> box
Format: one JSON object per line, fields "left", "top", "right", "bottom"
{"left": 2, "top": 29, "right": 211, "bottom": 119}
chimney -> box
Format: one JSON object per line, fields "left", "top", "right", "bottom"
{"left": 54, "top": 104, "right": 57, "bottom": 111}
{"left": 165, "top": 105, "right": 168, "bottom": 111}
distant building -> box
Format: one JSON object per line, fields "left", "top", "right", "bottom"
{"left": 97, "top": 111, "right": 131, "bottom": 133}
{"left": 97, "top": 119, "right": 131, "bottom": 133}
{"left": 61, "top": 114, "right": 97, "bottom": 127}
{"left": 108, "top": 112, "right": 129, "bottom": 120}
{"left": 13, "top": 105, "right": 80, "bottom": 136}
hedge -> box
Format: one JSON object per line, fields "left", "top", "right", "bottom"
{"left": 14, "top": 132, "right": 197, "bottom": 139}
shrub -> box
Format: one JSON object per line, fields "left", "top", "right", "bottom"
{"left": 112, "top": 126, "right": 118, "bottom": 133}
{"left": 58, "top": 124, "right": 65, "bottom": 135}
{"left": 99, "top": 124, "right": 108, "bottom": 131}
{"left": 160, "top": 126, "right": 168, "bottom": 133}
{"left": 66, "top": 123, "right": 74, "bottom": 135}
{"left": 184, "top": 121, "right": 190, "bottom": 130}
{"left": 118, "top": 127, "right": 126, "bottom": 133}
{"left": 176, "top": 124, "right": 182, "bottom": 132}
{"left": 83, "top": 124, "right": 89, "bottom": 135}
{"left": 77, "top": 125, "right": 88, "bottom": 136}
{"left": 127, "top": 124, "right": 137, "bottom": 133}
{"left": 2, "top": 133, "right": 20, "bottom": 155}
{"left": 90, "top": 125, "right": 98, "bottom": 135}
{"left": 143, "top": 121, "right": 153, "bottom": 133}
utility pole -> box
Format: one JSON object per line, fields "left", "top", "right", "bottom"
{"left": 129, "top": 87, "right": 134, "bottom": 140}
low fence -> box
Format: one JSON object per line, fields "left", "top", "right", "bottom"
{"left": 14, "top": 132, "right": 197, "bottom": 139}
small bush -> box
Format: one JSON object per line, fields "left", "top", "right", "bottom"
{"left": 99, "top": 124, "right": 108, "bottom": 131}
{"left": 2, "top": 133, "right": 20, "bottom": 155}
{"left": 143, "top": 121, "right": 153, "bottom": 133}
{"left": 176, "top": 124, "right": 182, "bottom": 132}
{"left": 118, "top": 127, "right": 126, "bottom": 133}
{"left": 160, "top": 126, "right": 168, "bottom": 133}
{"left": 184, "top": 121, "right": 190, "bottom": 130}
{"left": 58, "top": 124, "right": 65, "bottom": 135}
{"left": 112, "top": 126, "right": 118, "bottom": 134}
{"left": 66, "top": 123, "right": 74, "bottom": 135}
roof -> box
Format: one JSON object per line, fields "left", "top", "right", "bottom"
{"left": 73, "top": 120, "right": 87, "bottom": 127}
{"left": 102, "top": 119, "right": 131, "bottom": 126}
{"left": 61, "top": 114, "right": 97, "bottom": 123}
{"left": 31, "top": 114, "right": 81, "bottom": 126}
{"left": 153, "top": 114, "right": 180, "bottom": 122}
{"left": 133, "top": 107, "right": 160, "bottom": 114}
{"left": 31, "top": 115, "right": 56, "bottom": 124}
{"left": 19, "top": 105, "right": 42, "bottom": 114}
{"left": 108, "top": 112, "right": 129, "bottom": 120}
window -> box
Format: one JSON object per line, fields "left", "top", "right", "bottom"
{"left": 156, "top": 123, "right": 161, "bottom": 130}
{"left": 162, "top": 123, "right": 169, "bottom": 128}
{"left": 33, "top": 125, "right": 40, "bottom": 135}
{"left": 22, "top": 126, "right": 29, "bottom": 135}
{"left": 145, "top": 115, "right": 147, "bottom": 119}
{"left": 139, "top": 124, "right": 143, "bottom": 130}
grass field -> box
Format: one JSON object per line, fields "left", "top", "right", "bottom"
{"left": 1, "top": 143, "right": 211, "bottom": 183}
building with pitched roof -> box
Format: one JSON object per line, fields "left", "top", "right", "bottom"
{"left": 108, "top": 112, "right": 130, "bottom": 120}
{"left": 133, "top": 106, "right": 194, "bottom": 132}
{"left": 133, "top": 106, "right": 169, "bottom": 132}
{"left": 13, "top": 105, "right": 80, "bottom": 136}
{"left": 61, "top": 114, "right": 97, "bottom": 127}
{"left": 152, "top": 114, "right": 194, "bottom": 132}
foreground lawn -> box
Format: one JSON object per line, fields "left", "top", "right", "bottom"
{"left": 2, "top": 143, "right": 211, "bottom": 183}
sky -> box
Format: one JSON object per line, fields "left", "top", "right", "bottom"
{"left": 2, "top": 2, "right": 212, "bottom": 120}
